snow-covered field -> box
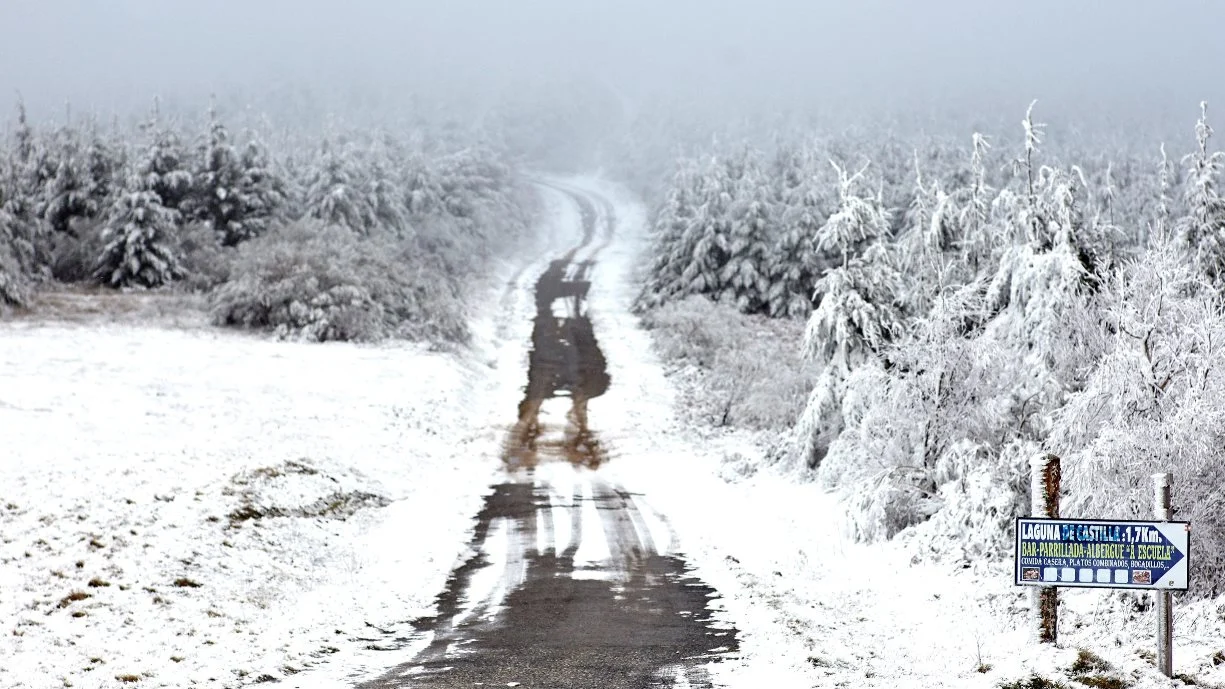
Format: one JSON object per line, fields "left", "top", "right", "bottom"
{"left": 2, "top": 178, "right": 1222, "bottom": 689}
{"left": 0, "top": 187, "right": 575, "bottom": 688}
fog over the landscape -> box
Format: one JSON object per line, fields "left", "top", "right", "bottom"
{"left": 3, "top": 0, "right": 1224, "bottom": 132}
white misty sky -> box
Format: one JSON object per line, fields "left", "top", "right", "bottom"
{"left": 0, "top": 0, "right": 1222, "bottom": 127}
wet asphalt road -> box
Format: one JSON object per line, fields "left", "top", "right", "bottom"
{"left": 355, "top": 184, "right": 738, "bottom": 688}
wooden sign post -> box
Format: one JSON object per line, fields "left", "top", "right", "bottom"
{"left": 1029, "top": 453, "right": 1061, "bottom": 644}
{"left": 1153, "top": 473, "right": 1173, "bottom": 678}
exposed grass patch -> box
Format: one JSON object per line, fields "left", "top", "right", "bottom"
{"left": 115, "top": 674, "right": 141, "bottom": 683}
{"left": 172, "top": 578, "right": 202, "bottom": 588}
{"left": 246, "top": 460, "right": 318, "bottom": 481}
{"left": 304, "top": 491, "right": 391, "bottom": 518}
{"left": 227, "top": 504, "right": 283, "bottom": 523}
{"left": 87, "top": 577, "right": 110, "bottom": 588}
{"left": 998, "top": 675, "right": 1069, "bottom": 689}
{"left": 1070, "top": 649, "right": 1112, "bottom": 674}
{"left": 1073, "top": 676, "right": 1130, "bottom": 689}
{"left": 228, "top": 490, "right": 389, "bottom": 524}
{"left": 58, "top": 591, "right": 91, "bottom": 608}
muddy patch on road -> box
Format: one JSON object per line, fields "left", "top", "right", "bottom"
{"left": 503, "top": 188, "right": 612, "bottom": 470}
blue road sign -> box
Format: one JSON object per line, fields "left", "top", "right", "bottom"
{"left": 1015, "top": 518, "right": 1190, "bottom": 590}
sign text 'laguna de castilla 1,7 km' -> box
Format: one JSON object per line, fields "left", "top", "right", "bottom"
{"left": 1014, "top": 518, "right": 1190, "bottom": 590}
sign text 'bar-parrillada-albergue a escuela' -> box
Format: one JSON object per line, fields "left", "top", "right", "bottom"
{"left": 1014, "top": 518, "right": 1190, "bottom": 590}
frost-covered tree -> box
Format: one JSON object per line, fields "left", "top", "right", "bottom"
{"left": 816, "top": 161, "right": 891, "bottom": 267}
{"left": 797, "top": 239, "right": 903, "bottom": 468}
{"left": 191, "top": 105, "right": 246, "bottom": 243}
{"left": 138, "top": 106, "right": 194, "bottom": 212}
{"left": 1002, "top": 101, "right": 1048, "bottom": 247}
{"left": 94, "top": 178, "right": 183, "bottom": 288}
{"left": 799, "top": 247, "right": 903, "bottom": 463}
{"left": 1157, "top": 142, "right": 1174, "bottom": 226}
{"left": 1175, "top": 102, "right": 1225, "bottom": 284}
{"left": 639, "top": 162, "right": 700, "bottom": 308}
{"left": 0, "top": 177, "right": 31, "bottom": 307}
{"left": 40, "top": 135, "right": 92, "bottom": 236}
{"left": 83, "top": 124, "right": 122, "bottom": 215}
{"left": 305, "top": 141, "right": 378, "bottom": 235}
{"left": 958, "top": 133, "right": 996, "bottom": 273}
{"left": 679, "top": 157, "right": 734, "bottom": 296}
{"left": 403, "top": 154, "right": 444, "bottom": 216}
{"left": 719, "top": 171, "right": 774, "bottom": 312}
{"left": 233, "top": 136, "right": 287, "bottom": 241}
{"left": 768, "top": 173, "right": 828, "bottom": 318}
{"left": 0, "top": 180, "right": 43, "bottom": 275}
{"left": 897, "top": 153, "right": 959, "bottom": 313}
{"left": 366, "top": 157, "right": 410, "bottom": 237}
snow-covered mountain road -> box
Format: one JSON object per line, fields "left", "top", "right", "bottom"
{"left": 349, "top": 182, "right": 739, "bottom": 688}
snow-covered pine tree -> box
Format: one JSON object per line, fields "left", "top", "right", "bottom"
{"left": 83, "top": 123, "right": 121, "bottom": 218}
{"left": 304, "top": 140, "right": 378, "bottom": 235}
{"left": 768, "top": 172, "right": 828, "bottom": 318}
{"left": 794, "top": 161, "right": 902, "bottom": 468}
{"left": 638, "top": 161, "right": 699, "bottom": 309}
{"left": 40, "top": 130, "right": 92, "bottom": 236}
{"left": 679, "top": 156, "right": 734, "bottom": 297}
{"left": 1010, "top": 101, "right": 1046, "bottom": 245}
{"left": 1051, "top": 234, "right": 1225, "bottom": 594}
{"left": 1157, "top": 142, "right": 1174, "bottom": 227}
{"left": 138, "top": 104, "right": 194, "bottom": 213}
{"left": 1175, "top": 102, "right": 1225, "bottom": 285}
{"left": 796, "top": 239, "right": 904, "bottom": 468}
{"left": 233, "top": 136, "right": 287, "bottom": 241}
{"left": 897, "top": 152, "right": 960, "bottom": 314}
{"left": 0, "top": 160, "right": 44, "bottom": 279}
{"left": 403, "top": 152, "right": 443, "bottom": 216}
{"left": 816, "top": 160, "right": 891, "bottom": 266}
{"left": 0, "top": 173, "right": 30, "bottom": 307}
{"left": 13, "top": 99, "right": 35, "bottom": 168}
{"left": 719, "top": 168, "right": 774, "bottom": 312}
{"left": 958, "top": 133, "right": 996, "bottom": 274}
{"left": 94, "top": 176, "right": 183, "bottom": 288}
{"left": 366, "top": 156, "right": 410, "bottom": 237}
{"left": 191, "top": 104, "right": 246, "bottom": 245}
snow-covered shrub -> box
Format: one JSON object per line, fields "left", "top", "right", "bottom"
{"left": 174, "top": 221, "right": 234, "bottom": 292}
{"left": 48, "top": 220, "right": 108, "bottom": 284}
{"left": 212, "top": 221, "right": 468, "bottom": 343}
{"left": 640, "top": 294, "right": 816, "bottom": 430}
